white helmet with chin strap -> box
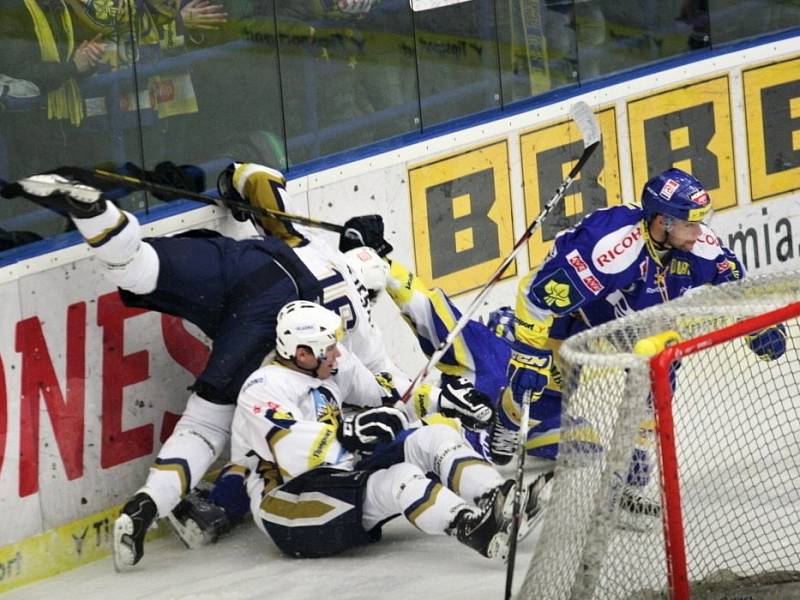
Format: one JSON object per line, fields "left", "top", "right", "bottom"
{"left": 276, "top": 301, "right": 343, "bottom": 360}
{"left": 344, "top": 246, "right": 389, "bottom": 301}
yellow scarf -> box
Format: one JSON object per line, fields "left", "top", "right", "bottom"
{"left": 24, "top": 0, "right": 84, "bottom": 125}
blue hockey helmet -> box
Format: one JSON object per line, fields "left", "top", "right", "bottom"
{"left": 485, "top": 306, "right": 515, "bottom": 345}
{"left": 641, "top": 168, "right": 712, "bottom": 224}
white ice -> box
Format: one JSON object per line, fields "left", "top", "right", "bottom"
{"left": 6, "top": 500, "right": 542, "bottom": 600}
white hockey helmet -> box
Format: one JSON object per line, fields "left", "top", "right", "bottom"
{"left": 276, "top": 300, "right": 343, "bottom": 360}
{"left": 344, "top": 246, "right": 389, "bottom": 300}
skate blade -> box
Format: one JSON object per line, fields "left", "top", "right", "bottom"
{"left": 112, "top": 515, "right": 136, "bottom": 573}
{"left": 516, "top": 505, "right": 547, "bottom": 542}
{"left": 488, "top": 531, "right": 510, "bottom": 561}
{"left": 166, "top": 513, "right": 211, "bottom": 550}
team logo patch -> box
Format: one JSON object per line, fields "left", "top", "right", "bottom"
{"left": 689, "top": 189, "right": 709, "bottom": 206}
{"left": 669, "top": 259, "right": 691, "bottom": 276}
{"left": 566, "top": 249, "right": 604, "bottom": 295}
{"left": 531, "top": 268, "right": 586, "bottom": 314}
{"left": 660, "top": 179, "right": 680, "bottom": 199}
{"left": 265, "top": 408, "right": 296, "bottom": 429}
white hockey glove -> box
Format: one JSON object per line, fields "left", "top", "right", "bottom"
{"left": 438, "top": 377, "right": 494, "bottom": 430}
{"left": 336, "top": 0, "right": 377, "bottom": 13}
{"left": 338, "top": 406, "right": 408, "bottom": 453}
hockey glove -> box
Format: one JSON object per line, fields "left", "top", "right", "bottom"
{"left": 122, "top": 162, "right": 206, "bottom": 201}
{"left": 746, "top": 323, "right": 787, "bottom": 361}
{"left": 339, "top": 214, "right": 394, "bottom": 257}
{"left": 438, "top": 376, "right": 494, "bottom": 430}
{"left": 506, "top": 340, "right": 552, "bottom": 401}
{"left": 338, "top": 406, "right": 408, "bottom": 453}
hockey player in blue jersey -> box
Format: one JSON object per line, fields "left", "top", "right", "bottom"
{"left": 358, "top": 252, "right": 596, "bottom": 465}
{"left": 499, "top": 167, "right": 787, "bottom": 515}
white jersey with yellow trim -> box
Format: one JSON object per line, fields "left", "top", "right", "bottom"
{"left": 231, "top": 162, "right": 408, "bottom": 387}
{"left": 231, "top": 345, "right": 384, "bottom": 489}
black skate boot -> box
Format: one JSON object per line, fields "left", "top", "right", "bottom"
{"left": 450, "top": 480, "right": 516, "bottom": 559}
{"left": 1, "top": 173, "right": 106, "bottom": 218}
{"left": 516, "top": 472, "right": 554, "bottom": 542}
{"left": 168, "top": 491, "right": 233, "bottom": 550}
{"left": 113, "top": 492, "right": 157, "bottom": 572}
{"left": 489, "top": 413, "right": 520, "bottom": 466}
{"left": 619, "top": 486, "right": 661, "bottom": 518}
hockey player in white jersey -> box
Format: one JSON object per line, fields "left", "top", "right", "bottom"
{"left": 228, "top": 300, "right": 517, "bottom": 560}
{"left": 222, "top": 162, "right": 494, "bottom": 429}
{"left": 0, "top": 162, "right": 490, "bottom": 571}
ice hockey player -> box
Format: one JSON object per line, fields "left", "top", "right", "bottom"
{"left": 341, "top": 246, "right": 596, "bottom": 468}
{"left": 218, "top": 162, "right": 494, "bottom": 430}
{"left": 222, "top": 300, "right": 518, "bottom": 560}
{"left": 1, "top": 162, "right": 498, "bottom": 569}
{"left": 1, "top": 166, "right": 328, "bottom": 570}
{"left": 498, "top": 167, "right": 787, "bottom": 516}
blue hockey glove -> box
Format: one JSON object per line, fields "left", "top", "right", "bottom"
{"left": 339, "top": 406, "right": 408, "bottom": 453}
{"left": 746, "top": 324, "right": 787, "bottom": 361}
{"left": 506, "top": 340, "right": 552, "bottom": 400}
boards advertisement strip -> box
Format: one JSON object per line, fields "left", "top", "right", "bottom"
{"left": 0, "top": 36, "right": 798, "bottom": 594}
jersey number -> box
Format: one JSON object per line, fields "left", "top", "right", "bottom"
{"left": 319, "top": 268, "right": 358, "bottom": 330}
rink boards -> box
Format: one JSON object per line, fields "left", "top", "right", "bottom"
{"left": 1, "top": 33, "right": 800, "bottom": 593}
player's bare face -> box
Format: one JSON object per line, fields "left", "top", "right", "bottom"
{"left": 314, "top": 344, "right": 341, "bottom": 379}
{"left": 666, "top": 219, "right": 703, "bottom": 252}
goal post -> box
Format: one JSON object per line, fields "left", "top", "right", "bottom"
{"left": 518, "top": 270, "right": 800, "bottom": 600}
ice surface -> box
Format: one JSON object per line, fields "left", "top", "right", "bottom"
{"left": 6, "top": 513, "right": 541, "bottom": 600}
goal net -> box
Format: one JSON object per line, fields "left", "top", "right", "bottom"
{"left": 518, "top": 270, "right": 800, "bottom": 599}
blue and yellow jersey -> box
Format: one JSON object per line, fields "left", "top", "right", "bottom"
{"left": 386, "top": 259, "right": 509, "bottom": 403}
{"left": 516, "top": 204, "right": 745, "bottom": 350}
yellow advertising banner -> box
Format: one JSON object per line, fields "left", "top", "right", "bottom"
{"left": 628, "top": 76, "right": 737, "bottom": 213}
{"left": 521, "top": 107, "right": 621, "bottom": 268}
{"left": 743, "top": 56, "right": 800, "bottom": 201}
{"left": 409, "top": 141, "right": 515, "bottom": 296}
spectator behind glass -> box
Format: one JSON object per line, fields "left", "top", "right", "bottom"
{"left": 0, "top": 0, "right": 106, "bottom": 178}
{"left": 173, "top": 0, "right": 294, "bottom": 171}
{"left": 67, "top": 0, "right": 217, "bottom": 168}
{"left": 0, "top": 0, "right": 107, "bottom": 245}
{"left": 277, "top": 0, "right": 385, "bottom": 162}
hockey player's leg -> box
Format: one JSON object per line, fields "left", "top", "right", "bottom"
{"left": 404, "top": 423, "right": 508, "bottom": 504}
{"left": 489, "top": 388, "right": 522, "bottom": 465}
{"left": 363, "top": 462, "right": 514, "bottom": 559}
{"left": 113, "top": 394, "right": 234, "bottom": 570}
{"left": 71, "top": 202, "right": 160, "bottom": 294}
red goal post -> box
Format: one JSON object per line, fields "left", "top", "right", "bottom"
{"left": 518, "top": 270, "right": 800, "bottom": 600}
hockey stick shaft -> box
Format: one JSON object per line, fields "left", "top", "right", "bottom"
{"left": 504, "top": 389, "right": 533, "bottom": 600}
{"left": 398, "top": 101, "right": 601, "bottom": 403}
{"left": 84, "top": 167, "right": 346, "bottom": 234}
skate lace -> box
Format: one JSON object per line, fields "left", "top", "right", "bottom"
{"left": 490, "top": 423, "right": 520, "bottom": 453}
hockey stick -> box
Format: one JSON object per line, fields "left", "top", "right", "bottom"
{"left": 61, "top": 166, "right": 347, "bottom": 234}
{"left": 504, "top": 389, "right": 533, "bottom": 600}
{"left": 397, "top": 101, "right": 601, "bottom": 404}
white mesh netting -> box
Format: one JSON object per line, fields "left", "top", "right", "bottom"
{"left": 518, "top": 270, "right": 800, "bottom": 600}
